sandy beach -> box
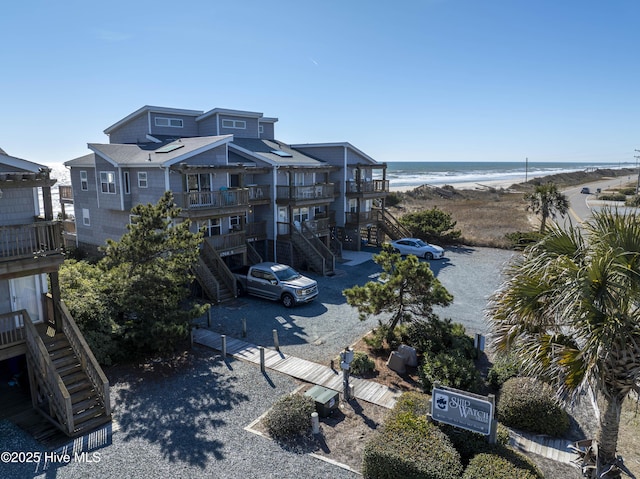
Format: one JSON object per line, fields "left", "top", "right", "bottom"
{"left": 390, "top": 176, "right": 527, "bottom": 192}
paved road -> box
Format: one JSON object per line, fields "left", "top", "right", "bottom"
{"left": 564, "top": 177, "right": 637, "bottom": 224}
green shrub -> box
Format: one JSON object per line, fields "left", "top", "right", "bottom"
{"left": 363, "top": 392, "right": 463, "bottom": 479}
{"left": 364, "top": 322, "right": 407, "bottom": 352}
{"left": 399, "top": 207, "right": 462, "bottom": 244}
{"left": 625, "top": 194, "right": 640, "bottom": 207}
{"left": 504, "top": 231, "right": 543, "bottom": 249}
{"left": 406, "top": 318, "right": 476, "bottom": 359}
{"left": 486, "top": 353, "right": 521, "bottom": 390}
{"left": 385, "top": 192, "right": 402, "bottom": 207}
{"left": 419, "top": 352, "right": 480, "bottom": 393}
{"left": 618, "top": 187, "right": 637, "bottom": 196}
{"left": 497, "top": 377, "right": 570, "bottom": 437}
{"left": 462, "top": 450, "right": 543, "bottom": 479}
{"left": 599, "top": 193, "right": 626, "bottom": 201}
{"left": 264, "top": 393, "right": 316, "bottom": 440}
{"left": 350, "top": 351, "right": 376, "bottom": 376}
{"left": 438, "top": 423, "right": 510, "bottom": 465}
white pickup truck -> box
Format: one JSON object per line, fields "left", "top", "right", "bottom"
{"left": 232, "top": 262, "right": 318, "bottom": 307}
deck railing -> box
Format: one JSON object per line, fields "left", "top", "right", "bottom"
{"left": 57, "top": 301, "right": 111, "bottom": 418}
{"left": 276, "top": 183, "right": 336, "bottom": 201}
{"left": 0, "top": 311, "right": 26, "bottom": 348}
{"left": 0, "top": 221, "right": 62, "bottom": 262}
{"left": 346, "top": 179, "right": 389, "bottom": 194}
{"left": 181, "top": 189, "right": 249, "bottom": 209}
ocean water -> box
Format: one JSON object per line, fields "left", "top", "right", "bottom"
{"left": 381, "top": 161, "right": 632, "bottom": 189}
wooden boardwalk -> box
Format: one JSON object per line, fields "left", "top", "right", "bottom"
{"left": 193, "top": 329, "right": 402, "bottom": 409}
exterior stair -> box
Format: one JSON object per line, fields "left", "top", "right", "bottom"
{"left": 290, "top": 225, "right": 334, "bottom": 276}
{"left": 376, "top": 208, "right": 411, "bottom": 241}
{"left": 195, "top": 241, "right": 237, "bottom": 303}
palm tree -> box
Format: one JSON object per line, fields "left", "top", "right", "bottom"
{"left": 488, "top": 208, "right": 640, "bottom": 479}
{"left": 524, "top": 182, "right": 569, "bottom": 233}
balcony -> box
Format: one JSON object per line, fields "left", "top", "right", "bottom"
{"left": 178, "top": 188, "right": 250, "bottom": 217}
{"left": 345, "top": 211, "right": 378, "bottom": 226}
{"left": 0, "top": 221, "right": 64, "bottom": 276}
{"left": 345, "top": 179, "right": 389, "bottom": 196}
{"left": 247, "top": 184, "right": 271, "bottom": 204}
{"left": 276, "top": 183, "right": 336, "bottom": 205}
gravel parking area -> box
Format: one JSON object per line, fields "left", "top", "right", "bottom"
{"left": 0, "top": 348, "right": 358, "bottom": 479}
{"left": 204, "top": 246, "right": 515, "bottom": 364}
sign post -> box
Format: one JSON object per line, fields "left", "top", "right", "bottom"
{"left": 431, "top": 385, "right": 495, "bottom": 439}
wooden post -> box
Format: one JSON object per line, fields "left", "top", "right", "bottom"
{"left": 259, "top": 346, "right": 265, "bottom": 372}
{"left": 242, "top": 318, "right": 247, "bottom": 338}
{"left": 221, "top": 334, "right": 227, "bottom": 358}
{"left": 273, "top": 329, "right": 279, "bottom": 351}
{"left": 488, "top": 393, "right": 497, "bottom": 444}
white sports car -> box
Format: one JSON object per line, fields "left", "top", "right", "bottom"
{"left": 390, "top": 238, "right": 445, "bottom": 260}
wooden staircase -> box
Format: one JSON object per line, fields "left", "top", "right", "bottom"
{"left": 376, "top": 208, "right": 411, "bottom": 241}
{"left": 194, "top": 241, "right": 236, "bottom": 303}
{"left": 290, "top": 224, "right": 334, "bottom": 276}
{"left": 21, "top": 305, "right": 111, "bottom": 437}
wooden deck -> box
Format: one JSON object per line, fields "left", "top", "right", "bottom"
{"left": 194, "top": 329, "right": 402, "bottom": 409}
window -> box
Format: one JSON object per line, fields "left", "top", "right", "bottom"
{"left": 155, "top": 117, "right": 183, "bottom": 128}
{"left": 293, "top": 207, "right": 309, "bottom": 224}
{"left": 258, "top": 125, "right": 264, "bottom": 134}
{"left": 221, "top": 119, "right": 246, "bottom": 129}
{"left": 229, "top": 214, "right": 246, "bottom": 230}
{"left": 123, "top": 171, "right": 130, "bottom": 194}
{"left": 80, "top": 170, "right": 88, "bottom": 191}
{"left": 82, "top": 208, "right": 90, "bottom": 226}
{"left": 100, "top": 171, "right": 116, "bottom": 194}
{"left": 138, "top": 172, "right": 148, "bottom": 188}
{"left": 197, "top": 218, "right": 221, "bottom": 237}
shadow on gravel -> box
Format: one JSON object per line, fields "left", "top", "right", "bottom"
{"left": 110, "top": 350, "right": 250, "bottom": 469}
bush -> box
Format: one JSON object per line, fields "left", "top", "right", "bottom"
{"left": 264, "top": 393, "right": 316, "bottom": 440}
{"left": 599, "top": 193, "right": 626, "bottom": 201}
{"left": 462, "top": 451, "right": 543, "bottom": 479}
{"left": 363, "top": 392, "right": 463, "bottom": 479}
{"left": 419, "top": 352, "right": 480, "bottom": 393}
{"left": 350, "top": 351, "right": 376, "bottom": 376}
{"left": 399, "top": 207, "right": 462, "bottom": 244}
{"left": 618, "top": 187, "right": 637, "bottom": 196}
{"left": 625, "top": 194, "right": 640, "bottom": 207}
{"left": 497, "top": 377, "right": 570, "bottom": 437}
{"left": 504, "top": 231, "right": 543, "bottom": 250}
{"left": 438, "top": 423, "right": 510, "bottom": 465}
{"left": 406, "top": 318, "right": 476, "bottom": 359}
{"left": 386, "top": 192, "right": 402, "bottom": 207}
{"left": 486, "top": 353, "right": 521, "bottom": 390}
{"left": 364, "top": 322, "right": 408, "bottom": 353}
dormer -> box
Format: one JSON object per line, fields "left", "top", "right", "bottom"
{"left": 259, "top": 117, "right": 278, "bottom": 140}
{"left": 197, "top": 108, "right": 277, "bottom": 139}
{"left": 104, "top": 105, "right": 203, "bottom": 144}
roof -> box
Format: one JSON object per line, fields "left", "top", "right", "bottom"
{"left": 197, "top": 107, "right": 264, "bottom": 122}
{"left": 290, "top": 141, "right": 377, "bottom": 164}
{"left": 0, "top": 151, "right": 47, "bottom": 173}
{"left": 230, "top": 138, "right": 326, "bottom": 167}
{"left": 104, "top": 105, "right": 204, "bottom": 135}
{"left": 65, "top": 136, "right": 232, "bottom": 168}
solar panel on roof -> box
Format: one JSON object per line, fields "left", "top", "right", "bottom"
{"left": 271, "top": 149, "right": 293, "bottom": 157}
{"left": 156, "top": 144, "right": 185, "bottom": 153}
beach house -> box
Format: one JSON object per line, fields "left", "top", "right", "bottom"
{"left": 64, "top": 105, "right": 406, "bottom": 303}
{"left": 0, "top": 150, "right": 111, "bottom": 437}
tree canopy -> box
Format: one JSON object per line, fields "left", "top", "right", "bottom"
{"left": 399, "top": 207, "right": 461, "bottom": 243}
{"left": 524, "top": 182, "right": 569, "bottom": 233}
{"left": 488, "top": 208, "right": 640, "bottom": 478}
{"left": 60, "top": 191, "right": 208, "bottom": 362}
{"left": 343, "top": 244, "right": 452, "bottom": 342}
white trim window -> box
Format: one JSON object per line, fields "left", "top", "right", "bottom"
{"left": 138, "top": 171, "right": 148, "bottom": 188}
{"left": 258, "top": 125, "right": 264, "bottom": 134}
{"left": 293, "top": 207, "right": 309, "bottom": 224}
{"left": 198, "top": 218, "right": 221, "bottom": 237}
{"left": 80, "top": 170, "right": 88, "bottom": 191}
{"left": 123, "top": 171, "right": 131, "bottom": 194}
{"left": 221, "top": 119, "right": 246, "bottom": 129}
{"left": 229, "top": 214, "right": 246, "bottom": 231}
{"left": 100, "top": 171, "right": 116, "bottom": 194}
{"left": 82, "top": 208, "right": 90, "bottom": 226}
{"left": 155, "top": 117, "right": 183, "bottom": 128}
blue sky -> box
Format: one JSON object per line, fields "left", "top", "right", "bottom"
{"left": 1, "top": 0, "right": 638, "bottom": 166}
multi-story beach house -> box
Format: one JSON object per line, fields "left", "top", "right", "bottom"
{"left": 64, "top": 105, "right": 408, "bottom": 302}
{"left": 0, "top": 150, "right": 111, "bottom": 437}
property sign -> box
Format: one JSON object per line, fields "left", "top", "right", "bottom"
{"left": 431, "top": 386, "right": 494, "bottom": 435}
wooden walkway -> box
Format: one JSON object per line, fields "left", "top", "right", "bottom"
{"left": 193, "top": 329, "right": 402, "bottom": 409}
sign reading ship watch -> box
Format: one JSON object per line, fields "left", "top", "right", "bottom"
{"left": 431, "top": 385, "right": 494, "bottom": 435}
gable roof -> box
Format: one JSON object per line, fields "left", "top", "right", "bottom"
{"left": 104, "top": 105, "right": 204, "bottom": 135}
{"left": 290, "top": 142, "right": 377, "bottom": 164}
{"left": 66, "top": 136, "right": 232, "bottom": 168}
{"left": 0, "top": 151, "right": 46, "bottom": 173}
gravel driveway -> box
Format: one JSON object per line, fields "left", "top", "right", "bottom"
{"left": 0, "top": 246, "right": 516, "bottom": 479}
{"left": 205, "top": 246, "right": 516, "bottom": 363}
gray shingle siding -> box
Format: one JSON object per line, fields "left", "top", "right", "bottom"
{"left": 197, "top": 116, "right": 218, "bottom": 136}
{"left": 109, "top": 114, "right": 149, "bottom": 144}
{"left": 259, "top": 122, "right": 275, "bottom": 140}
{"left": 149, "top": 112, "right": 199, "bottom": 138}
{"left": 0, "top": 187, "right": 37, "bottom": 225}
{"left": 219, "top": 115, "right": 259, "bottom": 139}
